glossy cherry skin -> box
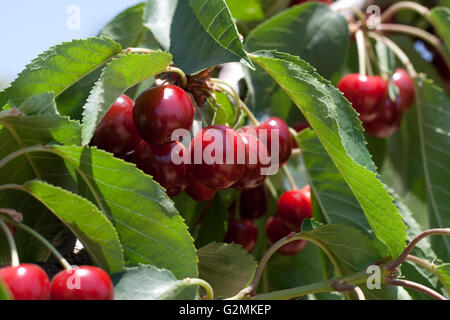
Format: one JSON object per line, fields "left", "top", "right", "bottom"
{"left": 0, "top": 264, "right": 50, "bottom": 300}
{"left": 239, "top": 185, "right": 267, "bottom": 219}
{"left": 363, "top": 98, "right": 403, "bottom": 138}
{"left": 91, "top": 95, "right": 141, "bottom": 157}
{"left": 50, "top": 266, "right": 113, "bottom": 300}
{"left": 277, "top": 186, "right": 312, "bottom": 230}
{"left": 190, "top": 125, "right": 246, "bottom": 190}
{"left": 233, "top": 132, "right": 269, "bottom": 190}
{"left": 255, "top": 117, "right": 293, "bottom": 166}
{"left": 393, "top": 68, "right": 415, "bottom": 111}
{"left": 133, "top": 140, "right": 190, "bottom": 197}
{"left": 133, "top": 85, "right": 194, "bottom": 144}
{"left": 223, "top": 218, "right": 258, "bottom": 253}
{"left": 265, "top": 216, "right": 307, "bottom": 256}
{"left": 185, "top": 177, "right": 216, "bottom": 202}
{"left": 338, "top": 74, "right": 388, "bottom": 122}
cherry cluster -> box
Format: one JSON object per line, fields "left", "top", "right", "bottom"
{"left": 338, "top": 68, "right": 415, "bottom": 138}
{"left": 0, "top": 264, "right": 113, "bottom": 300}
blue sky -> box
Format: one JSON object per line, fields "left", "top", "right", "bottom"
{"left": 0, "top": 0, "right": 142, "bottom": 83}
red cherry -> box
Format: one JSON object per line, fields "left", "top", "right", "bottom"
{"left": 50, "top": 266, "right": 113, "bottom": 300}
{"left": 293, "top": 120, "right": 310, "bottom": 133}
{"left": 265, "top": 216, "right": 307, "bottom": 256}
{"left": 190, "top": 125, "right": 246, "bottom": 190}
{"left": 255, "top": 117, "right": 293, "bottom": 166}
{"left": 393, "top": 68, "right": 415, "bottom": 111}
{"left": 277, "top": 188, "right": 312, "bottom": 230}
{"left": 363, "top": 98, "right": 403, "bottom": 138}
{"left": 133, "top": 85, "right": 194, "bottom": 144}
{"left": 91, "top": 95, "right": 141, "bottom": 157}
{"left": 185, "top": 177, "right": 216, "bottom": 202}
{"left": 0, "top": 264, "right": 50, "bottom": 300}
{"left": 133, "top": 140, "right": 190, "bottom": 197}
{"left": 338, "top": 74, "right": 388, "bottom": 122}
{"left": 223, "top": 218, "right": 258, "bottom": 253}
{"left": 233, "top": 132, "right": 269, "bottom": 190}
{"left": 239, "top": 185, "right": 267, "bottom": 219}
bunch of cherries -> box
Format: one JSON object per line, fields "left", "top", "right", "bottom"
{"left": 92, "top": 82, "right": 313, "bottom": 255}
{"left": 338, "top": 68, "right": 415, "bottom": 138}
{"left": 0, "top": 263, "right": 113, "bottom": 300}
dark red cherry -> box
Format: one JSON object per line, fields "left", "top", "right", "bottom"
{"left": 233, "top": 132, "right": 269, "bottom": 190}
{"left": 338, "top": 74, "right": 388, "bottom": 122}
{"left": 185, "top": 177, "right": 216, "bottom": 202}
{"left": 223, "top": 218, "right": 258, "bottom": 253}
{"left": 265, "top": 216, "right": 307, "bottom": 256}
{"left": 277, "top": 187, "right": 312, "bottom": 230}
{"left": 133, "top": 85, "right": 194, "bottom": 144}
{"left": 363, "top": 98, "right": 403, "bottom": 138}
{"left": 0, "top": 264, "right": 50, "bottom": 300}
{"left": 239, "top": 185, "right": 267, "bottom": 219}
{"left": 50, "top": 266, "right": 113, "bottom": 300}
{"left": 393, "top": 68, "right": 415, "bottom": 111}
{"left": 190, "top": 125, "right": 246, "bottom": 190}
{"left": 91, "top": 94, "right": 141, "bottom": 157}
{"left": 133, "top": 140, "right": 190, "bottom": 197}
{"left": 293, "top": 120, "right": 310, "bottom": 133}
{"left": 255, "top": 117, "right": 293, "bottom": 166}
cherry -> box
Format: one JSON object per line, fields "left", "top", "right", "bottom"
{"left": 223, "top": 218, "right": 258, "bottom": 253}
{"left": 233, "top": 131, "right": 269, "bottom": 190}
{"left": 265, "top": 216, "right": 307, "bottom": 256}
{"left": 293, "top": 120, "right": 310, "bottom": 133}
{"left": 50, "top": 266, "right": 113, "bottom": 300}
{"left": 190, "top": 125, "right": 246, "bottom": 190}
{"left": 239, "top": 185, "right": 267, "bottom": 219}
{"left": 133, "top": 85, "right": 194, "bottom": 144}
{"left": 277, "top": 186, "right": 312, "bottom": 230}
{"left": 392, "top": 68, "right": 415, "bottom": 111}
{"left": 91, "top": 94, "right": 141, "bottom": 157}
{"left": 363, "top": 98, "right": 403, "bottom": 138}
{"left": 255, "top": 117, "right": 293, "bottom": 166}
{"left": 338, "top": 74, "right": 388, "bottom": 122}
{"left": 133, "top": 140, "right": 190, "bottom": 197}
{"left": 0, "top": 264, "right": 50, "bottom": 300}
{"left": 185, "top": 177, "right": 216, "bottom": 202}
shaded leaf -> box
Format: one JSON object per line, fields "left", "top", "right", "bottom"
{"left": 195, "top": 195, "right": 228, "bottom": 248}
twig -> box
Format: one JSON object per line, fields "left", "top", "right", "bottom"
{"left": 406, "top": 255, "right": 450, "bottom": 295}
{"left": 386, "top": 228, "right": 450, "bottom": 271}
{"left": 387, "top": 279, "right": 447, "bottom": 300}
{"left": 380, "top": 2, "right": 430, "bottom": 24}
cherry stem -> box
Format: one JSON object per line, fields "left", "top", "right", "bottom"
{"left": 0, "top": 219, "right": 20, "bottom": 267}
{"left": 165, "top": 66, "right": 188, "bottom": 88}
{"left": 387, "top": 279, "right": 447, "bottom": 300}
{"left": 367, "top": 32, "right": 418, "bottom": 78}
{"left": 380, "top": 2, "right": 430, "bottom": 24}
{"left": 354, "top": 286, "right": 366, "bottom": 300}
{"left": 7, "top": 220, "right": 72, "bottom": 271}
{"left": 405, "top": 254, "right": 450, "bottom": 295}
{"left": 376, "top": 24, "right": 450, "bottom": 72}
{"left": 183, "top": 278, "right": 214, "bottom": 300}
{"left": 264, "top": 178, "right": 278, "bottom": 200}
{"left": 282, "top": 166, "right": 298, "bottom": 190}
{"left": 386, "top": 228, "right": 450, "bottom": 271}
{"left": 355, "top": 30, "right": 367, "bottom": 76}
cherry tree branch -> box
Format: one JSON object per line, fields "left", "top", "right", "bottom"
{"left": 387, "top": 279, "right": 447, "bottom": 300}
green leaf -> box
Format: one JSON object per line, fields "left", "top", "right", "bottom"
{"left": 197, "top": 242, "right": 257, "bottom": 298}
{"left": 245, "top": 3, "right": 349, "bottom": 79}
{"left": 48, "top": 145, "right": 198, "bottom": 279}
{"left": 144, "top": 0, "right": 253, "bottom": 74}
{"left": 250, "top": 50, "right": 407, "bottom": 258}
{"left": 81, "top": 51, "right": 172, "bottom": 145}
{"left": 112, "top": 264, "right": 195, "bottom": 300}
{"left": 99, "top": 3, "right": 148, "bottom": 48}
{"left": 436, "top": 263, "right": 450, "bottom": 290}
{"left": 414, "top": 78, "right": 450, "bottom": 261}
{"left": 226, "top": 0, "right": 264, "bottom": 22}
{"left": 213, "top": 91, "right": 235, "bottom": 126}
{"left": 7, "top": 180, "right": 124, "bottom": 273}
{"left": 298, "top": 129, "right": 372, "bottom": 234}
{"left": 0, "top": 37, "right": 122, "bottom": 108}
{"left": 18, "top": 92, "right": 58, "bottom": 116}
{"left": 374, "top": 40, "right": 397, "bottom": 76}
{"left": 429, "top": 7, "right": 450, "bottom": 61}
{"left": 195, "top": 195, "right": 228, "bottom": 248}
{"left": 0, "top": 278, "right": 12, "bottom": 300}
